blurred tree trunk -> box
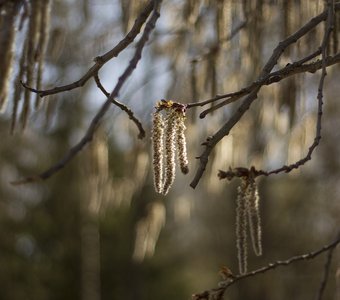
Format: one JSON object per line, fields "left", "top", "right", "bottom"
{"left": 79, "top": 134, "right": 110, "bottom": 300}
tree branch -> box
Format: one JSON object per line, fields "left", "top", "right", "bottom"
{"left": 21, "top": 0, "right": 155, "bottom": 97}
{"left": 193, "top": 231, "right": 340, "bottom": 300}
{"left": 186, "top": 49, "right": 324, "bottom": 115}
{"left": 316, "top": 240, "right": 337, "bottom": 300}
{"left": 218, "top": 0, "right": 334, "bottom": 181}
{"left": 93, "top": 74, "right": 145, "bottom": 139}
{"left": 190, "top": 4, "right": 339, "bottom": 189}
{"left": 11, "top": 0, "right": 162, "bottom": 185}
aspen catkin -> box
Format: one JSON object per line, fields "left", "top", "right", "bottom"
{"left": 151, "top": 100, "right": 189, "bottom": 195}
{"left": 162, "top": 109, "right": 177, "bottom": 195}
{"left": 236, "top": 178, "right": 248, "bottom": 274}
{"left": 246, "top": 179, "right": 262, "bottom": 256}
{"left": 152, "top": 111, "right": 165, "bottom": 194}
{"left": 176, "top": 111, "right": 189, "bottom": 174}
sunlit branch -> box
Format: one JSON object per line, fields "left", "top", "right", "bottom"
{"left": 11, "top": 0, "right": 162, "bottom": 185}
{"left": 218, "top": 0, "right": 334, "bottom": 182}
{"left": 186, "top": 49, "right": 323, "bottom": 115}
{"left": 188, "top": 3, "right": 340, "bottom": 115}
{"left": 193, "top": 231, "right": 340, "bottom": 300}
{"left": 190, "top": 4, "right": 340, "bottom": 189}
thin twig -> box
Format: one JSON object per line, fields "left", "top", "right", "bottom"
{"left": 315, "top": 3, "right": 336, "bottom": 300}
{"left": 186, "top": 49, "right": 323, "bottom": 115}
{"left": 94, "top": 74, "right": 145, "bottom": 139}
{"left": 11, "top": 0, "right": 162, "bottom": 185}
{"left": 193, "top": 232, "right": 340, "bottom": 300}
{"left": 188, "top": 3, "right": 340, "bottom": 114}
{"left": 20, "top": 0, "right": 155, "bottom": 97}
{"left": 316, "top": 240, "right": 337, "bottom": 300}
{"left": 190, "top": 4, "right": 339, "bottom": 189}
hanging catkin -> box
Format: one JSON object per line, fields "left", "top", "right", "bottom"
{"left": 176, "top": 111, "right": 189, "bottom": 174}
{"left": 246, "top": 178, "right": 262, "bottom": 256}
{"left": 152, "top": 111, "right": 165, "bottom": 194}
{"left": 234, "top": 173, "right": 263, "bottom": 274}
{"left": 151, "top": 100, "right": 189, "bottom": 195}
{"left": 162, "top": 109, "right": 177, "bottom": 195}
{"left": 236, "top": 177, "right": 248, "bottom": 275}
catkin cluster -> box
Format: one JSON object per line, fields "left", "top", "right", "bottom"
{"left": 152, "top": 100, "right": 189, "bottom": 195}
{"left": 235, "top": 175, "right": 262, "bottom": 274}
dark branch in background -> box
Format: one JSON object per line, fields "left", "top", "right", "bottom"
{"left": 94, "top": 74, "right": 145, "bottom": 139}
{"left": 190, "top": 19, "right": 247, "bottom": 64}
{"left": 187, "top": 19, "right": 247, "bottom": 110}
{"left": 190, "top": 3, "right": 340, "bottom": 189}
{"left": 218, "top": 0, "right": 334, "bottom": 182}
{"left": 192, "top": 231, "right": 340, "bottom": 300}
{"left": 11, "top": 0, "right": 162, "bottom": 185}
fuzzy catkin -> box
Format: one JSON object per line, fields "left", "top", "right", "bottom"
{"left": 152, "top": 111, "right": 165, "bottom": 194}
{"left": 176, "top": 112, "right": 189, "bottom": 174}
{"left": 151, "top": 101, "right": 189, "bottom": 195}
{"left": 246, "top": 179, "right": 262, "bottom": 256}
{"left": 236, "top": 178, "right": 248, "bottom": 275}
{"left": 162, "top": 110, "right": 177, "bottom": 195}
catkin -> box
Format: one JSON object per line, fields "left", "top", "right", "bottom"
{"left": 151, "top": 101, "right": 189, "bottom": 195}
{"left": 236, "top": 178, "right": 248, "bottom": 275}
{"left": 234, "top": 175, "right": 263, "bottom": 274}
{"left": 176, "top": 112, "right": 189, "bottom": 174}
{"left": 246, "top": 179, "right": 262, "bottom": 256}
{"left": 152, "top": 111, "right": 165, "bottom": 194}
{"left": 162, "top": 110, "right": 177, "bottom": 195}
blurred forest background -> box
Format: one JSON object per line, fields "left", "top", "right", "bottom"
{"left": 0, "top": 0, "right": 339, "bottom": 299}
